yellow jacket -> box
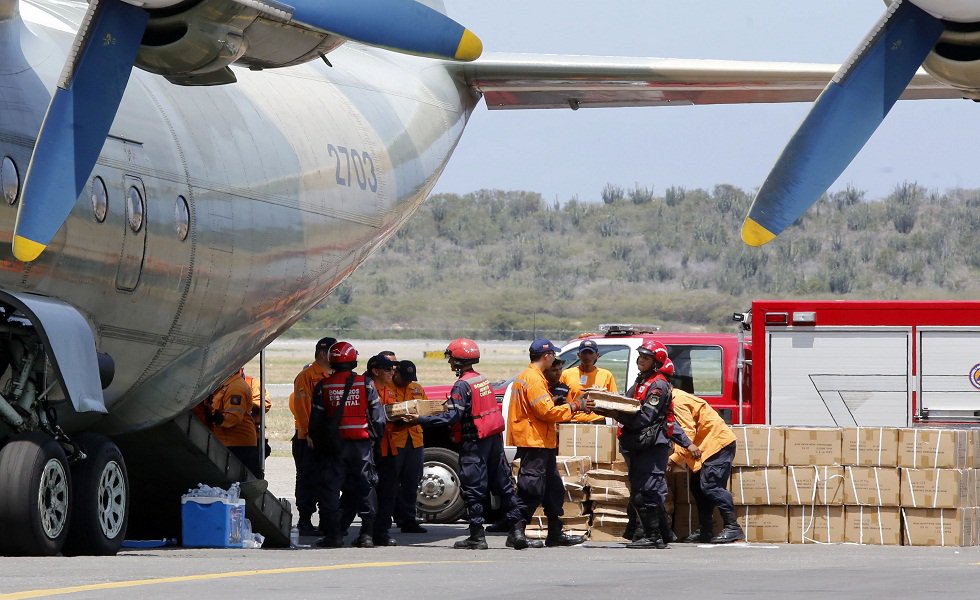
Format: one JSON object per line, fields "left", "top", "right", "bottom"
{"left": 292, "top": 362, "right": 330, "bottom": 439}
{"left": 561, "top": 365, "right": 616, "bottom": 424}
{"left": 507, "top": 363, "right": 574, "bottom": 449}
{"left": 211, "top": 373, "right": 258, "bottom": 448}
{"left": 669, "top": 389, "right": 736, "bottom": 472}
{"left": 379, "top": 382, "right": 426, "bottom": 456}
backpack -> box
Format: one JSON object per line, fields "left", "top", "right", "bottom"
{"left": 308, "top": 372, "right": 355, "bottom": 457}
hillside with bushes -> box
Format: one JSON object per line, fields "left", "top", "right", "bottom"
{"left": 291, "top": 182, "right": 980, "bottom": 339}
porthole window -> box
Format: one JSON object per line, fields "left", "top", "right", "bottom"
{"left": 2, "top": 156, "right": 19, "bottom": 206}
{"left": 91, "top": 176, "right": 107, "bottom": 222}
{"left": 175, "top": 195, "right": 189, "bottom": 241}
{"left": 127, "top": 186, "right": 144, "bottom": 233}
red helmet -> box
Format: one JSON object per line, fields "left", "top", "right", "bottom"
{"left": 637, "top": 339, "right": 668, "bottom": 364}
{"left": 659, "top": 358, "right": 675, "bottom": 377}
{"left": 328, "top": 341, "right": 357, "bottom": 364}
{"left": 445, "top": 338, "right": 480, "bottom": 362}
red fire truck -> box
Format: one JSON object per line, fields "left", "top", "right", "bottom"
{"left": 417, "top": 299, "right": 980, "bottom": 521}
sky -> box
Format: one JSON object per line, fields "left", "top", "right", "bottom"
{"left": 433, "top": 1, "right": 978, "bottom": 203}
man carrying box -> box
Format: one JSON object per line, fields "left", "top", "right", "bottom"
{"left": 403, "top": 338, "right": 529, "bottom": 550}
{"left": 508, "top": 339, "right": 592, "bottom": 547}
{"left": 669, "top": 389, "right": 744, "bottom": 544}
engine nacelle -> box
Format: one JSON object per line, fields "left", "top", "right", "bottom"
{"left": 922, "top": 20, "right": 980, "bottom": 97}
{"left": 136, "top": 0, "right": 345, "bottom": 86}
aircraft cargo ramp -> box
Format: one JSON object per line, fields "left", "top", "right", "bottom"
{"left": 114, "top": 412, "right": 291, "bottom": 548}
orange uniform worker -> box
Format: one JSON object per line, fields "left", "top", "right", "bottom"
{"left": 244, "top": 370, "right": 272, "bottom": 463}
{"left": 560, "top": 339, "right": 616, "bottom": 423}
{"left": 508, "top": 338, "right": 591, "bottom": 547}
{"left": 386, "top": 360, "right": 428, "bottom": 533}
{"left": 290, "top": 337, "right": 335, "bottom": 536}
{"left": 668, "top": 389, "right": 744, "bottom": 544}
{"left": 208, "top": 371, "right": 261, "bottom": 478}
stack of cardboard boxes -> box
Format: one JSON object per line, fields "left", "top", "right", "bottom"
{"left": 728, "top": 425, "right": 980, "bottom": 546}
{"left": 524, "top": 455, "right": 592, "bottom": 540}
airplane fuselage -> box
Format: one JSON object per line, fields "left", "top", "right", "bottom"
{"left": 0, "top": 1, "right": 477, "bottom": 434}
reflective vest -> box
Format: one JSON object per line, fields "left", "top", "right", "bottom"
{"left": 320, "top": 371, "right": 371, "bottom": 441}
{"left": 630, "top": 371, "right": 675, "bottom": 438}
{"left": 451, "top": 372, "right": 504, "bottom": 443}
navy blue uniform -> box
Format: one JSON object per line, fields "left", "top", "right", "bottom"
{"left": 620, "top": 371, "right": 692, "bottom": 510}
{"left": 419, "top": 373, "right": 522, "bottom": 526}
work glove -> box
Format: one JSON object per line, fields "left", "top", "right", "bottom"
{"left": 567, "top": 398, "right": 586, "bottom": 413}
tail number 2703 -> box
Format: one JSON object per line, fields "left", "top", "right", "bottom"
{"left": 328, "top": 144, "right": 378, "bottom": 193}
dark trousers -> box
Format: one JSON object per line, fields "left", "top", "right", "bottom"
{"left": 627, "top": 442, "right": 670, "bottom": 509}
{"left": 516, "top": 447, "right": 564, "bottom": 522}
{"left": 689, "top": 441, "right": 736, "bottom": 525}
{"left": 375, "top": 438, "right": 424, "bottom": 535}
{"left": 459, "top": 435, "right": 522, "bottom": 526}
{"left": 229, "top": 445, "right": 263, "bottom": 480}
{"left": 292, "top": 433, "right": 328, "bottom": 519}
{"left": 323, "top": 440, "right": 378, "bottom": 537}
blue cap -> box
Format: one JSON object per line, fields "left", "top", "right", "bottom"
{"left": 578, "top": 339, "right": 599, "bottom": 353}
{"left": 529, "top": 338, "right": 559, "bottom": 354}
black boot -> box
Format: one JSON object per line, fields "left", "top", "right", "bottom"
{"left": 454, "top": 524, "right": 489, "bottom": 550}
{"left": 710, "top": 510, "right": 745, "bottom": 544}
{"left": 626, "top": 507, "right": 667, "bottom": 549}
{"left": 682, "top": 513, "right": 715, "bottom": 544}
{"left": 297, "top": 514, "right": 318, "bottom": 537}
{"left": 315, "top": 513, "right": 343, "bottom": 548}
{"left": 545, "top": 519, "right": 586, "bottom": 547}
{"left": 658, "top": 508, "right": 677, "bottom": 544}
{"left": 505, "top": 520, "right": 538, "bottom": 550}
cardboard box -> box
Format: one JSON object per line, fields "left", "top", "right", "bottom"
{"left": 902, "top": 508, "right": 974, "bottom": 546}
{"left": 584, "top": 389, "right": 641, "bottom": 416}
{"left": 842, "top": 466, "right": 901, "bottom": 507}
{"left": 898, "top": 428, "right": 971, "bottom": 469}
{"left": 731, "top": 467, "right": 787, "bottom": 505}
{"left": 558, "top": 424, "right": 619, "bottom": 463}
{"left": 591, "top": 500, "right": 629, "bottom": 518}
{"left": 383, "top": 399, "right": 445, "bottom": 419}
{"left": 900, "top": 468, "right": 973, "bottom": 508}
{"left": 590, "top": 514, "right": 629, "bottom": 542}
{"left": 842, "top": 427, "right": 899, "bottom": 467}
{"left": 533, "top": 501, "right": 587, "bottom": 518}
{"left": 787, "top": 465, "right": 844, "bottom": 505}
{"left": 563, "top": 487, "right": 588, "bottom": 503}
{"left": 555, "top": 456, "right": 593, "bottom": 486}
{"left": 784, "top": 427, "right": 842, "bottom": 466}
{"left": 735, "top": 505, "right": 788, "bottom": 543}
{"left": 844, "top": 506, "right": 902, "bottom": 545}
{"left": 588, "top": 486, "right": 630, "bottom": 502}
{"left": 671, "top": 503, "right": 722, "bottom": 539}
{"left": 525, "top": 515, "right": 590, "bottom": 540}
{"left": 788, "top": 505, "right": 845, "bottom": 544}
{"left": 181, "top": 497, "right": 245, "bottom": 548}
{"left": 732, "top": 426, "right": 785, "bottom": 466}
{"left": 586, "top": 468, "right": 630, "bottom": 501}
{"left": 595, "top": 460, "right": 628, "bottom": 473}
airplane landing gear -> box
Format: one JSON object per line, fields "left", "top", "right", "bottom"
{"left": 63, "top": 433, "right": 129, "bottom": 556}
{"left": 0, "top": 432, "right": 72, "bottom": 556}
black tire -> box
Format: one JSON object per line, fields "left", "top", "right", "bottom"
{"left": 63, "top": 433, "right": 129, "bottom": 556}
{"left": 0, "top": 432, "right": 72, "bottom": 556}
{"left": 417, "top": 446, "right": 466, "bottom": 523}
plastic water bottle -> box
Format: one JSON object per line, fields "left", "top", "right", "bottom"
{"left": 290, "top": 526, "right": 299, "bottom": 547}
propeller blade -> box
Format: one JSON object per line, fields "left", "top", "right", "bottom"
{"left": 286, "top": 0, "right": 482, "bottom": 61}
{"left": 13, "top": 0, "right": 147, "bottom": 262}
{"left": 741, "top": 0, "right": 943, "bottom": 247}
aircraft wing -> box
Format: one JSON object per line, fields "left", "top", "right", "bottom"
{"left": 458, "top": 53, "right": 963, "bottom": 110}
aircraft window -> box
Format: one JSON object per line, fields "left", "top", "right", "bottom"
{"left": 127, "top": 186, "right": 144, "bottom": 232}
{"left": 175, "top": 196, "right": 189, "bottom": 241}
{"left": 2, "top": 156, "right": 19, "bottom": 205}
{"left": 91, "top": 176, "right": 107, "bottom": 222}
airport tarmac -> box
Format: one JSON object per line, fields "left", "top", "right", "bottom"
{"left": 2, "top": 459, "right": 979, "bottom": 600}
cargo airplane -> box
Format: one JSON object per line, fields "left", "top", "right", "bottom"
{"left": 0, "top": 0, "right": 963, "bottom": 556}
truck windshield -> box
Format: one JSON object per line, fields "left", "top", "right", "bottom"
{"left": 666, "top": 345, "right": 723, "bottom": 397}
{"left": 557, "top": 345, "right": 631, "bottom": 388}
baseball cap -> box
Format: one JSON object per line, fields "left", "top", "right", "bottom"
{"left": 396, "top": 360, "right": 418, "bottom": 382}
{"left": 316, "top": 337, "right": 337, "bottom": 355}
{"left": 367, "top": 354, "right": 398, "bottom": 370}
{"left": 529, "top": 338, "right": 559, "bottom": 354}
{"left": 578, "top": 339, "right": 599, "bottom": 354}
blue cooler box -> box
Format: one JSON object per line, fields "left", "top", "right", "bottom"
{"left": 181, "top": 497, "right": 246, "bottom": 548}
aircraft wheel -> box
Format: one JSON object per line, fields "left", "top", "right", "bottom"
{"left": 0, "top": 432, "right": 72, "bottom": 556}
{"left": 64, "top": 433, "right": 129, "bottom": 556}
